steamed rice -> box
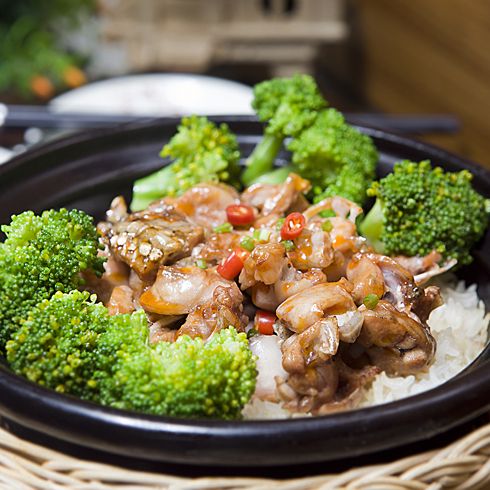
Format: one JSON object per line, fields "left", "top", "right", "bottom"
{"left": 243, "top": 276, "right": 489, "bottom": 419}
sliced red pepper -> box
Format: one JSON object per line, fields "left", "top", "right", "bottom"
{"left": 217, "top": 248, "right": 250, "bottom": 280}
{"left": 234, "top": 247, "right": 251, "bottom": 263}
{"left": 254, "top": 310, "right": 276, "bottom": 335}
{"left": 226, "top": 204, "right": 255, "bottom": 226}
{"left": 280, "top": 212, "right": 306, "bottom": 240}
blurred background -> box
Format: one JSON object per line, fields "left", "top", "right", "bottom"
{"left": 0, "top": 0, "right": 488, "bottom": 167}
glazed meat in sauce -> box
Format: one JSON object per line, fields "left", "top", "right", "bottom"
{"left": 98, "top": 196, "right": 204, "bottom": 280}
{"left": 92, "top": 174, "right": 445, "bottom": 416}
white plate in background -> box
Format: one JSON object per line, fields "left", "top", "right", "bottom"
{"left": 50, "top": 73, "right": 254, "bottom": 116}
{"left": 0, "top": 147, "right": 13, "bottom": 165}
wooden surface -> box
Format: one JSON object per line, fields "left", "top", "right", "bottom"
{"left": 355, "top": 0, "right": 490, "bottom": 168}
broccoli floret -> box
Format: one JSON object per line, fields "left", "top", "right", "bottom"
{"left": 7, "top": 291, "right": 257, "bottom": 419}
{"left": 242, "top": 74, "right": 327, "bottom": 186}
{"left": 131, "top": 115, "right": 241, "bottom": 211}
{"left": 360, "top": 160, "right": 490, "bottom": 265}
{"left": 6, "top": 290, "right": 136, "bottom": 399}
{"left": 0, "top": 209, "right": 104, "bottom": 348}
{"left": 288, "top": 109, "right": 379, "bottom": 205}
{"left": 99, "top": 326, "right": 257, "bottom": 419}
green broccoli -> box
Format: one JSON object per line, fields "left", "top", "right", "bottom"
{"left": 99, "top": 324, "right": 257, "bottom": 419}
{"left": 6, "top": 290, "right": 136, "bottom": 399}
{"left": 288, "top": 108, "right": 378, "bottom": 205}
{"left": 244, "top": 108, "right": 378, "bottom": 206}
{"left": 7, "top": 291, "right": 257, "bottom": 419}
{"left": 241, "top": 74, "right": 327, "bottom": 186}
{"left": 0, "top": 209, "right": 104, "bottom": 348}
{"left": 131, "top": 115, "right": 241, "bottom": 211}
{"left": 359, "top": 160, "right": 490, "bottom": 265}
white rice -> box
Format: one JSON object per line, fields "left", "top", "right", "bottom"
{"left": 243, "top": 277, "right": 489, "bottom": 419}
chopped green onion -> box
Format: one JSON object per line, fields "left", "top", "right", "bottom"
{"left": 282, "top": 240, "right": 295, "bottom": 251}
{"left": 321, "top": 220, "right": 333, "bottom": 232}
{"left": 319, "top": 209, "right": 336, "bottom": 218}
{"left": 195, "top": 259, "right": 208, "bottom": 269}
{"left": 240, "top": 236, "right": 255, "bottom": 252}
{"left": 363, "top": 294, "right": 379, "bottom": 310}
{"left": 247, "top": 328, "right": 258, "bottom": 339}
{"left": 275, "top": 218, "right": 285, "bottom": 230}
{"left": 214, "top": 222, "right": 233, "bottom": 233}
{"left": 253, "top": 228, "right": 271, "bottom": 242}
{"left": 258, "top": 229, "right": 270, "bottom": 242}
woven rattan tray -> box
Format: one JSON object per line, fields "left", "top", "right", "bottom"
{"left": 1, "top": 422, "right": 488, "bottom": 490}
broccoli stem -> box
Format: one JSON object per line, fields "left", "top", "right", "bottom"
{"left": 359, "top": 198, "right": 386, "bottom": 253}
{"left": 131, "top": 166, "right": 175, "bottom": 211}
{"left": 242, "top": 133, "right": 283, "bottom": 186}
{"left": 248, "top": 165, "right": 293, "bottom": 185}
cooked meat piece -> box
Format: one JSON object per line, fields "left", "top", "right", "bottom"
{"left": 240, "top": 184, "right": 273, "bottom": 210}
{"left": 149, "top": 326, "right": 178, "bottom": 344}
{"left": 279, "top": 327, "right": 378, "bottom": 415}
{"left": 107, "top": 285, "right": 135, "bottom": 315}
{"left": 324, "top": 251, "right": 350, "bottom": 283}
{"left": 414, "top": 259, "right": 457, "bottom": 285}
{"left": 171, "top": 183, "right": 240, "bottom": 230}
{"left": 106, "top": 195, "right": 129, "bottom": 223}
{"left": 249, "top": 334, "right": 288, "bottom": 402}
{"left": 250, "top": 266, "right": 327, "bottom": 311}
{"left": 83, "top": 250, "right": 130, "bottom": 304}
{"left": 329, "top": 217, "right": 362, "bottom": 253}
{"left": 239, "top": 243, "right": 288, "bottom": 289}
{"left": 249, "top": 265, "right": 320, "bottom": 312}
{"left": 99, "top": 197, "right": 204, "bottom": 280}
{"left": 394, "top": 251, "right": 443, "bottom": 276}
{"left": 251, "top": 283, "right": 279, "bottom": 311}
{"left": 139, "top": 265, "right": 241, "bottom": 315}
{"left": 274, "top": 267, "right": 327, "bottom": 304}
{"left": 315, "top": 359, "right": 380, "bottom": 415}
{"left": 288, "top": 228, "right": 334, "bottom": 271}
{"left": 192, "top": 231, "right": 245, "bottom": 265}
{"left": 335, "top": 308, "right": 364, "bottom": 343}
{"left": 412, "top": 285, "right": 443, "bottom": 324}
{"left": 394, "top": 251, "right": 457, "bottom": 286}
{"left": 176, "top": 285, "right": 247, "bottom": 340}
{"left": 348, "top": 252, "right": 444, "bottom": 330}
{"left": 128, "top": 269, "right": 146, "bottom": 300}
{"left": 241, "top": 173, "right": 310, "bottom": 218}
{"left": 276, "top": 362, "right": 338, "bottom": 414}
{"left": 346, "top": 253, "right": 385, "bottom": 304}
{"left": 361, "top": 253, "right": 421, "bottom": 315}
{"left": 303, "top": 196, "right": 363, "bottom": 223}
{"left": 309, "top": 216, "right": 364, "bottom": 281}
{"left": 307, "top": 216, "right": 361, "bottom": 257}
{"left": 148, "top": 316, "right": 184, "bottom": 344}
{"left": 276, "top": 279, "right": 355, "bottom": 333}
{"left": 304, "top": 197, "right": 365, "bottom": 282}
{"left": 282, "top": 318, "right": 340, "bottom": 373}
{"left": 358, "top": 300, "right": 436, "bottom": 376}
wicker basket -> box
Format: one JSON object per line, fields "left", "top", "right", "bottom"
{"left": 0, "top": 421, "right": 489, "bottom": 490}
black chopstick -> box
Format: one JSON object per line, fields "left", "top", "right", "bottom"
{"left": 0, "top": 104, "right": 142, "bottom": 129}
{"left": 0, "top": 104, "right": 460, "bottom": 134}
{"left": 345, "top": 113, "right": 460, "bottom": 134}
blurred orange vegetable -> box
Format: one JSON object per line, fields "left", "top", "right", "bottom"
{"left": 30, "top": 75, "right": 55, "bottom": 99}
{"left": 63, "top": 66, "right": 87, "bottom": 88}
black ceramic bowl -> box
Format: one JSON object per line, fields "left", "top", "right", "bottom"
{"left": 0, "top": 117, "right": 488, "bottom": 467}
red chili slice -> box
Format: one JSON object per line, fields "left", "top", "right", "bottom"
{"left": 280, "top": 212, "right": 306, "bottom": 240}
{"left": 226, "top": 204, "right": 255, "bottom": 226}
{"left": 254, "top": 310, "right": 276, "bottom": 335}
{"left": 217, "top": 248, "right": 250, "bottom": 280}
